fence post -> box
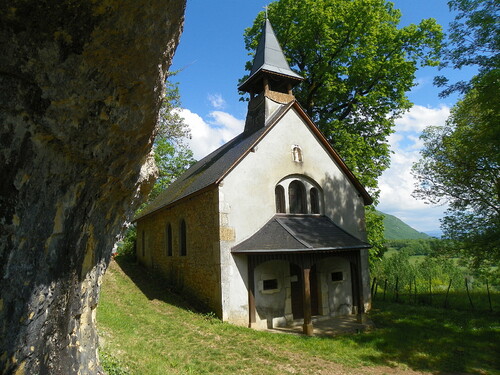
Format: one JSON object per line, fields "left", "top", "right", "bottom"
{"left": 408, "top": 278, "right": 412, "bottom": 304}
{"left": 383, "top": 279, "right": 388, "bottom": 301}
{"left": 465, "top": 277, "right": 474, "bottom": 310}
{"left": 429, "top": 276, "right": 432, "bottom": 306}
{"left": 486, "top": 279, "right": 493, "bottom": 312}
{"left": 371, "top": 277, "right": 377, "bottom": 297}
{"left": 444, "top": 278, "right": 452, "bottom": 309}
{"left": 414, "top": 277, "right": 417, "bottom": 304}
{"left": 395, "top": 276, "right": 399, "bottom": 302}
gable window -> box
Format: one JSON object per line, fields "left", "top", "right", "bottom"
{"left": 275, "top": 185, "right": 286, "bottom": 213}
{"left": 310, "top": 187, "right": 320, "bottom": 214}
{"left": 166, "top": 223, "right": 172, "bottom": 257}
{"left": 179, "top": 219, "right": 187, "bottom": 256}
{"left": 291, "top": 145, "right": 303, "bottom": 163}
{"left": 289, "top": 180, "right": 306, "bottom": 214}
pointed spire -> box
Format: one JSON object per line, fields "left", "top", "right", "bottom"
{"left": 238, "top": 18, "right": 303, "bottom": 94}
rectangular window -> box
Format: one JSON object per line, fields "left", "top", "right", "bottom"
{"left": 331, "top": 271, "right": 343, "bottom": 282}
{"left": 263, "top": 279, "right": 278, "bottom": 290}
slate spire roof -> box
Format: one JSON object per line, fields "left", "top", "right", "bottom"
{"left": 238, "top": 18, "right": 303, "bottom": 93}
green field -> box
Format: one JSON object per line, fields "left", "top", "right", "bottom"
{"left": 97, "top": 258, "right": 500, "bottom": 375}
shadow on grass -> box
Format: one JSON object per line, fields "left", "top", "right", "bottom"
{"left": 357, "top": 301, "right": 500, "bottom": 374}
{"left": 114, "top": 255, "right": 196, "bottom": 313}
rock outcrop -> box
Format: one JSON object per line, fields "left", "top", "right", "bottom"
{"left": 0, "top": 1, "right": 186, "bottom": 373}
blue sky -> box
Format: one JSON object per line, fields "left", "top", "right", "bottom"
{"left": 169, "top": 0, "right": 475, "bottom": 235}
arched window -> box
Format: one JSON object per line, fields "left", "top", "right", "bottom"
{"left": 166, "top": 223, "right": 172, "bottom": 256}
{"left": 289, "top": 180, "right": 306, "bottom": 214}
{"left": 179, "top": 219, "right": 187, "bottom": 256}
{"left": 310, "top": 188, "right": 320, "bottom": 214}
{"left": 291, "top": 145, "right": 303, "bottom": 163}
{"left": 275, "top": 185, "right": 286, "bottom": 213}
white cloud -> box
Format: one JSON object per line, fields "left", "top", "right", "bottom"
{"left": 179, "top": 108, "right": 244, "bottom": 160}
{"left": 377, "top": 104, "right": 451, "bottom": 233}
{"left": 395, "top": 104, "right": 450, "bottom": 133}
{"left": 207, "top": 93, "right": 226, "bottom": 109}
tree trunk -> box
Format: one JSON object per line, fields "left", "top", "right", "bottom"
{"left": 0, "top": 1, "right": 186, "bottom": 373}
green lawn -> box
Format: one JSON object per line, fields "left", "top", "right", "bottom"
{"left": 97, "top": 258, "right": 500, "bottom": 375}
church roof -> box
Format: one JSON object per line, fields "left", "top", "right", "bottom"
{"left": 231, "top": 215, "right": 371, "bottom": 253}
{"left": 134, "top": 101, "right": 372, "bottom": 221}
{"left": 238, "top": 18, "right": 303, "bottom": 93}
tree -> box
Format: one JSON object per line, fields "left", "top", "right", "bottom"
{"left": 413, "top": 0, "right": 499, "bottom": 273}
{"left": 149, "top": 77, "right": 196, "bottom": 201}
{"left": 412, "top": 88, "right": 500, "bottom": 271}
{"left": 243, "top": 0, "right": 443, "bottom": 259}
{"left": 434, "top": 0, "right": 499, "bottom": 97}
{"left": 244, "top": 0, "right": 443, "bottom": 197}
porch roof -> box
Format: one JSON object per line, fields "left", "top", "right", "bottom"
{"left": 231, "top": 215, "right": 371, "bottom": 254}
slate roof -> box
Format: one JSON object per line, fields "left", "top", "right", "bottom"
{"left": 135, "top": 99, "right": 373, "bottom": 221}
{"left": 134, "top": 103, "right": 293, "bottom": 220}
{"left": 231, "top": 215, "right": 371, "bottom": 253}
{"left": 238, "top": 18, "right": 303, "bottom": 93}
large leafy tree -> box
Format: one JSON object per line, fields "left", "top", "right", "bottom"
{"left": 412, "top": 88, "right": 499, "bottom": 271}
{"left": 434, "top": 0, "right": 499, "bottom": 97}
{"left": 243, "top": 0, "right": 443, "bottom": 258}
{"left": 150, "top": 77, "right": 195, "bottom": 201}
{"left": 413, "top": 0, "right": 499, "bottom": 272}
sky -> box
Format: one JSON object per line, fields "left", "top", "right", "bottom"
{"left": 169, "top": 0, "right": 475, "bottom": 235}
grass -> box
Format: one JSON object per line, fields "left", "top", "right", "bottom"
{"left": 97, "top": 257, "right": 500, "bottom": 375}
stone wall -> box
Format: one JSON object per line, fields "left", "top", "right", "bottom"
{"left": 137, "top": 188, "right": 222, "bottom": 316}
{"left": 0, "top": 1, "right": 186, "bottom": 373}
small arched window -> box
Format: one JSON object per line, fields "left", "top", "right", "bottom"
{"left": 179, "top": 219, "right": 187, "bottom": 256}
{"left": 289, "top": 180, "right": 306, "bottom": 214}
{"left": 275, "top": 185, "right": 286, "bottom": 213}
{"left": 166, "top": 223, "right": 172, "bottom": 256}
{"left": 291, "top": 145, "right": 303, "bottom": 163}
{"left": 310, "top": 188, "right": 320, "bottom": 214}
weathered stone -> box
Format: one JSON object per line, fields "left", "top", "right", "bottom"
{"left": 0, "top": 1, "right": 186, "bottom": 373}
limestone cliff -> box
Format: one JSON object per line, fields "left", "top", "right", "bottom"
{"left": 0, "top": 1, "right": 186, "bottom": 373}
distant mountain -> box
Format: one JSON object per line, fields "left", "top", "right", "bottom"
{"left": 423, "top": 230, "right": 442, "bottom": 239}
{"left": 378, "top": 211, "right": 431, "bottom": 240}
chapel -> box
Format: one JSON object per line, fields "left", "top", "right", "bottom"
{"left": 134, "top": 18, "right": 372, "bottom": 334}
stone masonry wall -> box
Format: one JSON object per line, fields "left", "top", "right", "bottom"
{"left": 137, "top": 188, "right": 222, "bottom": 316}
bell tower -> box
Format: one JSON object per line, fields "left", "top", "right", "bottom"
{"left": 238, "top": 18, "right": 303, "bottom": 133}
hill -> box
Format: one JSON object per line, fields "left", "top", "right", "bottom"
{"left": 378, "top": 211, "right": 431, "bottom": 240}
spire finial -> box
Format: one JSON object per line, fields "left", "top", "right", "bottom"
{"left": 264, "top": 4, "right": 268, "bottom": 19}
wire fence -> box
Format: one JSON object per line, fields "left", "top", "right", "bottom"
{"left": 371, "top": 276, "right": 498, "bottom": 312}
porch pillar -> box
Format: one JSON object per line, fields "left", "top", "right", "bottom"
{"left": 248, "top": 257, "right": 256, "bottom": 327}
{"left": 355, "top": 254, "right": 366, "bottom": 323}
{"left": 302, "top": 267, "right": 313, "bottom": 336}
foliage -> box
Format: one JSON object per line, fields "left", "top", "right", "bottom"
{"left": 115, "top": 225, "right": 136, "bottom": 259}
{"left": 412, "top": 87, "right": 500, "bottom": 272}
{"left": 149, "top": 75, "right": 196, "bottom": 202}
{"left": 434, "top": 0, "right": 499, "bottom": 96}
{"left": 243, "top": 0, "right": 443, "bottom": 199}
{"left": 364, "top": 206, "right": 386, "bottom": 263}
{"left": 98, "top": 258, "right": 500, "bottom": 375}
{"left": 386, "top": 238, "right": 442, "bottom": 256}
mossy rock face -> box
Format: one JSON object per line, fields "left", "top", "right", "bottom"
{"left": 0, "top": 1, "right": 186, "bottom": 373}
